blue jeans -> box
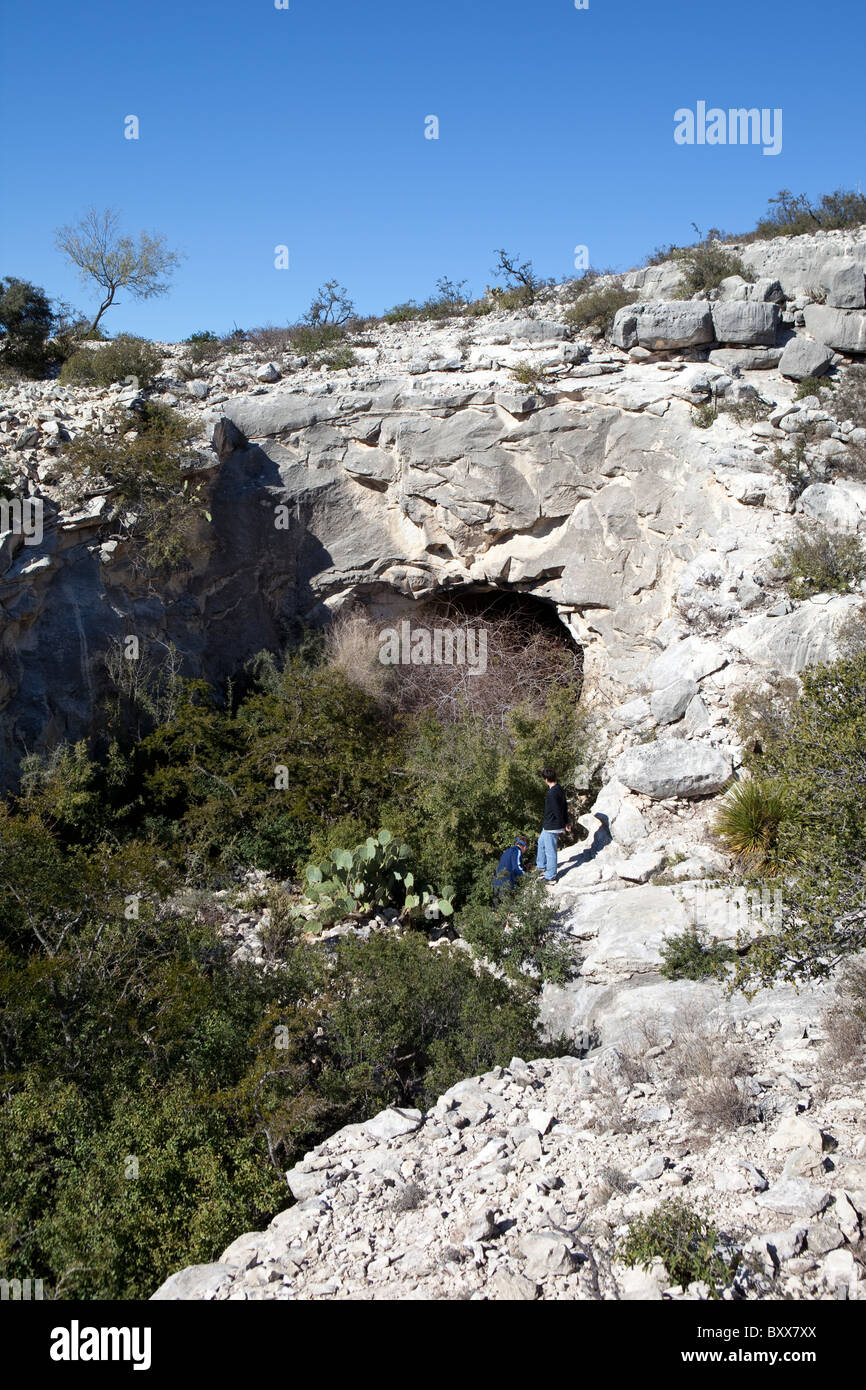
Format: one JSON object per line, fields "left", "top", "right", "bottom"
{"left": 537, "top": 830, "right": 561, "bottom": 882}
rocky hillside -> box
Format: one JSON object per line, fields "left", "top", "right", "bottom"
{"left": 152, "top": 1026, "right": 866, "bottom": 1302}
{"left": 2, "top": 226, "right": 865, "bottom": 791}
{"left": 3, "top": 226, "right": 866, "bottom": 1301}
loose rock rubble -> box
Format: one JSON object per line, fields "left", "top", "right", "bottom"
{"left": 153, "top": 1023, "right": 866, "bottom": 1301}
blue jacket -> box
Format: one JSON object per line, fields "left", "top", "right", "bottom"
{"left": 493, "top": 843, "right": 526, "bottom": 892}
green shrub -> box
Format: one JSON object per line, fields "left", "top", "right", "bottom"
{"left": 770, "top": 437, "right": 815, "bottom": 499}
{"left": 384, "top": 277, "right": 470, "bottom": 323}
{"left": 751, "top": 188, "right": 866, "bottom": 241}
{"left": 565, "top": 284, "right": 638, "bottom": 338}
{"left": 793, "top": 374, "right": 834, "bottom": 402}
{"left": 692, "top": 403, "right": 718, "bottom": 429}
{"left": 510, "top": 362, "right": 548, "bottom": 391}
{"left": 734, "top": 651, "right": 866, "bottom": 986}
{"left": 320, "top": 344, "right": 358, "bottom": 372}
{"left": 0, "top": 792, "right": 552, "bottom": 1298}
{"left": 618, "top": 1199, "right": 737, "bottom": 1295}
{"left": 289, "top": 322, "right": 347, "bottom": 358}
{"left": 62, "top": 403, "right": 210, "bottom": 571}
{"left": 457, "top": 873, "right": 571, "bottom": 986}
{"left": 0, "top": 277, "right": 59, "bottom": 377}
{"left": 60, "top": 333, "right": 164, "bottom": 388}
{"left": 773, "top": 522, "right": 866, "bottom": 598}
{"left": 714, "top": 777, "right": 786, "bottom": 869}
{"left": 659, "top": 927, "right": 737, "bottom": 981}
{"left": 182, "top": 330, "right": 222, "bottom": 371}
{"left": 671, "top": 240, "right": 754, "bottom": 297}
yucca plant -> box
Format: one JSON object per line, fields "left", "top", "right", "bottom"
{"left": 714, "top": 777, "right": 786, "bottom": 870}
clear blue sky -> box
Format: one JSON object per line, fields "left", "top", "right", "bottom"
{"left": 1, "top": 0, "right": 862, "bottom": 340}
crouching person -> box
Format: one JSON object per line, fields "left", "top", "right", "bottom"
{"left": 492, "top": 834, "right": 528, "bottom": 905}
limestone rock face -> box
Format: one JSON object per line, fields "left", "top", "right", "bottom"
{"left": 4, "top": 224, "right": 866, "bottom": 794}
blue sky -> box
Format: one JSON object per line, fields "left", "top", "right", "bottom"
{"left": 1, "top": 0, "right": 862, "bottom": 340}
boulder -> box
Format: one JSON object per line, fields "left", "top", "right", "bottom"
{"left": 615, "top": 849, "right": 666, "bottom": 883}
{"left": 362, "top": 1107, "right": 424, "bottom": 1141}
{"left": 819, "top": 257, "right": 866, "bottom": 310}
{"left": 711, "top": 301, "right": 780, "bottom": 347}
{"left": 756, "top": 1179, "right": 832, "bottom": 1220}
{"left": 778, "top": 336, "right": 835, "bottom": 381}
{"left": 798, "top": 481, "right": 865, "bottom": 532}
{"left": 803, "top": 305, "right": 866, "bottom": 356}
{"left": 150, "top": 1262, "right": 235, "bottom": 1300}
{"left": 650, "top": 677, "right": 698, "bottom": 725}
{"left": 635, "top": 302, "right": 714, "bottom": 351}
{"left": 614, "top": 740, "right": 732, "bottom": 800}
{"left": 611, "top": 303, "right": 641, "bottom": 350}
{"left": 519, "top": 1231, "right": 576, "bottom": 1277}
{"left": 708, "top": 346, "right": 783, "bottom": 371}
{"left": 647, "top": 636, "right": 727, "bottom": 690}
{"left": 511, "top": 319, "right": 571, "bottom": 342}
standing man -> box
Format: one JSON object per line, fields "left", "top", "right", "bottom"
{"left": 537, "top": 768, "right": 570, "bottom": 883}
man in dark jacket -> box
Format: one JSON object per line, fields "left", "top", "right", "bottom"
{"left": 537, "top": 768, "right": 570, "bottom": 883}
{"left": 493, "top": 834, "right": 528, "bottom": 905}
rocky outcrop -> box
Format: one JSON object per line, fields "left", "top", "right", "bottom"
{"left": 3, "top": 228, "right": 866, "bottom": 799}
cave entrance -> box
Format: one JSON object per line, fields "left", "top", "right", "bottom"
{"left": 350, "top": 582, "right": 583, "bottom": 725}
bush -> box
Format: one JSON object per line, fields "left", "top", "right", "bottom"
{"left": 510, "top": 362, "right": 548, "bottom": 391}
{"left": 457, "top": 874, "right": 571, "bottom": 986}
{"left": 714, "top": 777, "right": 786, "bottom": 868}
{"left": 60, "top": 333, "right": 164, "bottom": 389}
{"left": 319, "top": 344, "right": 358, "bottom": 372}
{"left": 289, "top": 322, "right": 347, "bottom": 358}
{"left": 384, "top": 278, "right": 470, "bottom": 324}
{"left": 735, "top": 651, "right": 866, "bottom": 985}
{"left": 490, "top": 249, "right": 548, "bottom": 307}
{"left": 395, "top": 686, "right": 588, "bottom": 903}
{"left": 182, "top": 330, "right": 222, "bottom": 370}
{"left": 671, "top": 239, "right": 754, "bottom": 297}
{"left": 751, "top": 188, "right": 866, "bottom": 241}
{"left": 769, "top": 437, "right": 816, "bottom": 499}
{"left": 0, "top": 277, "right": 58, "bottom": 377}
{"left": 0, "top": 795, "right": 552, "bottom": 1297}
{"left": 731, "top": 677, "right": 800, "bottom": 757}
{"left": 62, "top": 403, "right": 210, "bottom": 571}
{"left": 838, "top": 602, "right": 866, "bottom": 657}
{"left": 793, "top": 374, "right": 834, "bottom": 402}
{"left": 819, "top": 960, "right": 866, "bottom": 1084}
{"left": 565, "top": 283, "right": 638, "bottom": 338}
{"left": 294, "top": 828, "right": 453, "bottom": 929}
{"left": 692, "top": 403, "right": 718, "bottom": 429}
{"left": 618, "top": 1199, "right": 737, "bottom": 1295}
{"left": 659, "top": 926, "right": 737, "bottom": 981}
{"left": 773, "top": 522, "right": 866, "bottom": 598}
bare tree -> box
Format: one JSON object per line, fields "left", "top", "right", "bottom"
{"left": 55, "top": 207, "right": 183, "bottom": 334}
{"left": 304, "top": 280, "right": 354, "bottom": 327}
